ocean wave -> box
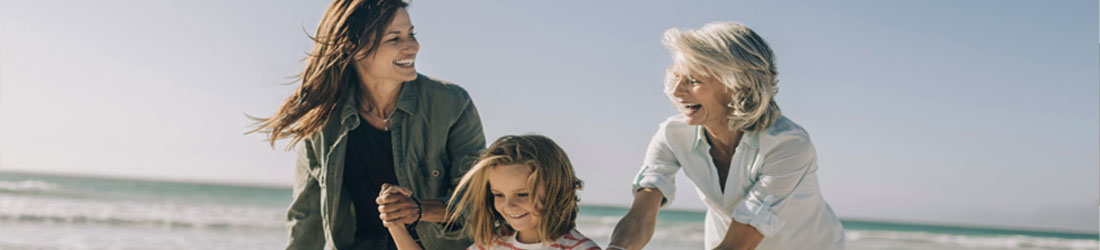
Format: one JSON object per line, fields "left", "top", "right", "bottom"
{"left": 0, "top": 195, "right": 285, "bottom": 230}
{"left": 0, "top": 180, "right": 61, "bottom": 194}
{"left": 846, "top": 230, "right": 1099, "bottom": 250}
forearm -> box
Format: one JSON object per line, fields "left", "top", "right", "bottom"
{"left": 388, "top": 226, "right": 423, "bottom": 250}
{"left": 608, "top": 188, "right": 663, "bottom": 250}
{"left": 417, "top": 200, "right": 448, "bottom": 223}
{"left": 713, "top": 221, "right": 763, "bottom": 250}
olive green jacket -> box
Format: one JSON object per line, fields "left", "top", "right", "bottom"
{"left": 286, "top": 74, "right": 484, "bottom": 250}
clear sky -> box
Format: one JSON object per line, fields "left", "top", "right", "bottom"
{"left": 2, "top": 0, "right": 1097, "bottom": 233}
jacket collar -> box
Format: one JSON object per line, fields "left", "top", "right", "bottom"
{"left": 336, "top": 74, "right": 423, "bottom": 131}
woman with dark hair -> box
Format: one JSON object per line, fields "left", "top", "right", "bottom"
{"left": 252, "top": 0, "right": 484, "bottom": 249}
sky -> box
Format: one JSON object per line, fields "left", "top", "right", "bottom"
{"left": 2, "top": 0, "right": 1097, "bottom": 233}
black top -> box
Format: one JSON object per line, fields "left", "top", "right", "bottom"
{"left": 343, "top": 117, "right": 399, "bottom": 239}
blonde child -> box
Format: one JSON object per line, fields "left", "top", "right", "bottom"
{"left": 382, "top": 135, "right": 601, "bottom": 250}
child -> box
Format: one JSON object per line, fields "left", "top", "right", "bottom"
{"left": 383, "top": 135, "right": 601, "bottom": 250}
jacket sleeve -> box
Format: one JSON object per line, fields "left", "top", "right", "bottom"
{"left": 285, "top": 139, "right": 326, "bottom": 250}
{"left": 444, "top": 88, "right": 487, "bottom": 201}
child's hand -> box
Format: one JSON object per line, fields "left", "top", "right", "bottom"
{"left": 377, "top": 183, "right": 419, "bottom": 228}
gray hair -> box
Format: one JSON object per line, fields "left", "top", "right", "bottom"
{"left": 663, "top": 21, "right": 782, "bottom": 133}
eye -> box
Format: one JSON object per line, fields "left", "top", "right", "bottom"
{"left": 517, "top": 193, "right": 529, "bottom": 197}
{"left": 492, "top": 193, "right": 504, "bottom": 198}
{"left": 687, "top": 77, "right": 702, "bottom": 85}
{"left": 409, "top": 32, "right": 417, "bottom": 40}
{"left": 386, "top": 36, "right": 400, "bottom": 43}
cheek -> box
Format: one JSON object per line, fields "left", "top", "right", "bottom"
{"left": 493, "top": 198, "right": 504, "bottom": 212}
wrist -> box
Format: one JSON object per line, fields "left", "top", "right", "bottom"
{"left": 419, "top": 200, "right": 447, "bottom": 223}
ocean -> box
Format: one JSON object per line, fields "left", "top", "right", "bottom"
{"left": 1, "top": 172, "right": 1096, "bottom": 250}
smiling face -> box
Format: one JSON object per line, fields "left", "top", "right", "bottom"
{"left": 669, "top": 67, "right": 735, "bottom": 128}
{"left": 488, "top": 164, "right": 541, "bottom": 243}
{"left": 354, "top": 7, "right": 419, "bottom": 84}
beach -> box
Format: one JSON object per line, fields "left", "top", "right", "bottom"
{"left": 1, "top": 172, "right": 1095, "bottom": 250}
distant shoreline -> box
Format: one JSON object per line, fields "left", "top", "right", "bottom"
{"left": 4, "top": 169, "right": 1096, "bottom": 237}
{"left": 0, "top": 169, "right": 292, "bottom": 190}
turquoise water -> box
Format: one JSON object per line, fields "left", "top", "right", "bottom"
{"left": 1, "top": 171, "right": 1096, "bottom": 250}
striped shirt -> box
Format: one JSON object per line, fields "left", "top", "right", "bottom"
{"left": 467, "top": 229, "right": 601, "bottom": 250}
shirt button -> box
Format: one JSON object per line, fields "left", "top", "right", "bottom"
{"left": 431, "top": 170, "right": 441, "bottom": 177}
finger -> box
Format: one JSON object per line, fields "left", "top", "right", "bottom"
{"left": 378, "top": 202, "right": 416, "bottom": 215}
{"left": 376, "top": 192, "right": 409, "bottom": 205}
{"left": 379, "top": 210, "right": 415, "bottom": 224}
{"left": 391, "top": 186, "right": 413, "bottom": 196}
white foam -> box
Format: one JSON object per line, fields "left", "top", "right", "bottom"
{"left": 846, "top": 230, "right": 1099, "bottom": 250}
{"left": 0, "top": 180, "right": 60, "bottom": 193}
{"left": 0, "top": 195, "right": 284, "bottom": 230}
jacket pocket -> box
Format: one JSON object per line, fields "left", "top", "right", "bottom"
{"left": 417, "top": 154, "right": 451, "bottom": 198}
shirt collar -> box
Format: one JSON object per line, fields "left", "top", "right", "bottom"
{"left": 692, "top": 125, "right": 760, "bottom": 150}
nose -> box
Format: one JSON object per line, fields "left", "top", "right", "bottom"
{"left": 504, "top": 196, "right": 520, "bottom": 208}
{"left": 402, "top": 38, "right": 419, "bottom": 54}
{"left": 671, "top": 77, "right": 689, "bottom": 99}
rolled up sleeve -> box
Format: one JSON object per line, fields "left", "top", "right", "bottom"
{"left": 731, "top": 135, "right": 815, "bottom": 237}
{"left": 632, "top": 125, "right": 681, "bottom": 207}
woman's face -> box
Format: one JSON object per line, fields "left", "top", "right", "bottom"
{"left": 670, "top": 67, "right": 734, "bottom": 127}
{"left": 354, "top": 7, "right": 419, "bottom": 84}
{"left": 488, "top": 164, "right": 541, "bottom": 241}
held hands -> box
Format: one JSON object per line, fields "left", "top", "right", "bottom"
{"left": 376, "top": 183, "right": 422, "bottom": 228}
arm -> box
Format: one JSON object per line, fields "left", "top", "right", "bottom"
{"left": 285, "top": 140, "right": 325, "bottom": 250}
{"left": 388, "top": 226, "right": 423, "bottom": 250}
{"left": 713, "top": 221, "right": 764, "bottom": 250}
{"left": 381, "top": 184, "right": 424, "bottom": 250}
{"left": 610, "top": 125, "right": 681, "bottom": 250}
{"left": 608, "top": 188, "right": 664, "bottom": 250}
{"left": 443, "top": 88, "right": 486, "bottom": 204}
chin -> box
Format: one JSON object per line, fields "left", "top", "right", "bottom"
{"left": 681, "top": 114, "right": 702, "bottom": 125}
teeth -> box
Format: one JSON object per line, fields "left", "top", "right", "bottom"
{"left": 394, "top": 58, "right": 415, "bottom": 66}
{"left": 508, "top": 212, "right": 528, "bottom": 218}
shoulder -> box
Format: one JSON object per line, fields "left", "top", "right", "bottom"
{"left": 656, "top": 115, "right": 694, "bottom": 140}
{"left": 757, "top": 116, "right": 815, "bottom": 157}
{"left": 416, "top": 73, "right": 473, "bottom": 102}
{"left": 562, "top": 229, "right": 601, "bottom": 250}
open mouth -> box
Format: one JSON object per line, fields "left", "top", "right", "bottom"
{"left": 506, "top": 212, "right": 529, "bottom": 219}
{"left": 394, "top": 58, "right": 415, "bottom": 67}
{"left": 682, "top": 103, "right": 702, "bottom": 114}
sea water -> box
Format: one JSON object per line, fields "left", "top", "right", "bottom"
{"left": 1, "top": 172, "right": 1095, "bottom": 250}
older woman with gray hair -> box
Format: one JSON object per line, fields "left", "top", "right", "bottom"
{"left": 608, "top": 22, "right": 844, "bottom": 250}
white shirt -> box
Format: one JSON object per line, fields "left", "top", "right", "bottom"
{"left": 633, "top": 115, "right": 844, "bottom": 250}
{"left": 466, "top": 229, "right": 601, "bottom": 250}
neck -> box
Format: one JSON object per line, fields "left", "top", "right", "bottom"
{"left": 516, "top": 230, "right": 539, "bottom": 244}
{"left": 702, "top": 122, "right": 742, "bottom": 151}
{"left": 358, "top": 76, "right": 402, "bottom": 115}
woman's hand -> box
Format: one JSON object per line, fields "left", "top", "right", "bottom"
{"left": 376, "top": 183, "right": 420, "bottom": 228}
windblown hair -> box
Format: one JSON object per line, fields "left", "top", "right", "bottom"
{"left": 446, "top": 135, "right": 584, "bottom": 247}
{"left": 663, "top": 21, "right": 782, "bottom": 133}
{"left": 250, "top": 0, "right": 409, "bottom": 149}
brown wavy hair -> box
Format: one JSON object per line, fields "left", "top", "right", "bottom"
{"left": 250, "top": 0, "right": 409, "bottom": 149}
{"left": 446, "top": 135, "right": 584, "bottom": 247}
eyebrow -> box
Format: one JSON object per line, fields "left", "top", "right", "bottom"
{"left": 385, "top": 26, "right": 415, "bottom": 35}
{"left": 489, "top": 188, "right": 529, "bottom": 193}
